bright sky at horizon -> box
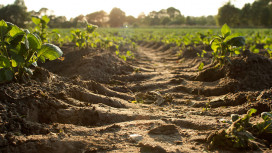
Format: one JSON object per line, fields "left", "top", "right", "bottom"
{"left": 1, "top": 0, "right": 256, "bottom": 19}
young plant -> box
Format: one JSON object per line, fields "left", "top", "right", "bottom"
{"left": 32, "top": 15, "right": 50, "bottom": 43}
{"left": 208, "top": 109, "right": 256, "bottom": 150}
{"left": 254, "top": 112, "right": 272, "bottom": 135}
{"left": 209, "top": 109, "right": 272, "bottom": 150}
{"left": 115, "top": 50, "right": 134, "bottom": 61}
{"left": 0, "top": 20, "right": 63, "bottom": 82}
{"left": 71, "top": 23, "right": 98, "bottom": 49}
{"left": 50, "top": 29, "right": 63, "bottom": 46}
{"left": 264, "top": 44, "right": 272, "bottom": 59}
{"left": 210, "top": 24, "right": 245, "bottom": 66}
{"left": 197, "top": 50, "right": 207, "bottom": 71}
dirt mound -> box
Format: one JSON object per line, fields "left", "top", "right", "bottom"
{"left": 179, "top": 45, "right": 202, "bottom": 59}
{"left": 226, "top": 51, "right": 272, "bottom": 90}
{"left": 0, "top": 43, "right": 271, "bottom": 152}
{"left": 195, "top": 50, "right": 272, "bottom": 92}
{"left": 41, "top": 45, "right": 134, "bottom": 83}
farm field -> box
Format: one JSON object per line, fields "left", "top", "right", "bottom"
{"left": 0, "top": 19, "right": 272, "bottom": 153}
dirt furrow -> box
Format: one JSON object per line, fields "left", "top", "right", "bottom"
{"left": 0, "top": 43, "right": 271, "bottom": 152}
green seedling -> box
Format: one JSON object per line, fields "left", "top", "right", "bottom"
{"left": 210, "top": 24, "right": 245, "bottom": 67}
{"left": 32, "top": 15, "right": 50, "bottom": 43}
{"left": 71, "top": 23, "right": 98, "bottom": 49}
{"left": 254, "top": 112, "right": 272, "bottom": 135}
{"left": 209, "top": 109, "right": 256, "bottom": 149}
{"left": 50, "top": 29, "right": 63, "bottom": 46}
{"left": 210, "top": 109, "right": 272, "bottom": 150}
{"left": 0, "top": 20, "right": 63, "bottom": 82}
{"left": 264, "top": 44, "right": 272, "bottom": 59}
{"left": 116, "top": 50, "right": 134, "bottom": 61}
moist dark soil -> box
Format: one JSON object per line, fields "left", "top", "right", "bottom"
{"left": 0, "top": 42, "right": 271, "bottom": 153}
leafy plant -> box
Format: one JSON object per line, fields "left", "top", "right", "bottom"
{"left": 208, "top": 109, "right": 256, "bottom": 150}
{"left": 264, "top": 44, "right": 272, "bottom": 59}
{"left": 32, "top": 15, "right": 50, "bottom": 43}
{"left": 210, "top": 24, "right": 245, "bottom": 66}
{"left": 50, "top": 29, "right": 63, "bottom": 46}
{"left": 115, "top": 50, "right": 134, "bottom": 61}
{"left": 71, "top": 23, "right": 98, "bottom": 49}
{"left": 0, "top": 20, "right": 63, "bottom": 82}
{"left": 254, "top": 112, "right": 272, "bottom": 135}
{"left": 209, "top": 108, "right": 272, "bottom": 150}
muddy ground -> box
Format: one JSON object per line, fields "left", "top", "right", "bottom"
{"left": 0, "top": 42, "right": 271, "bottom": 153}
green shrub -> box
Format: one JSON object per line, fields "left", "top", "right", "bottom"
{"left": 0, "top": 20, "right": 63, "bottom": 82}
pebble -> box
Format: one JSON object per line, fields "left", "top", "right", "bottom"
{"left": 129, "top": 134, "right": 143, "bottom": 142}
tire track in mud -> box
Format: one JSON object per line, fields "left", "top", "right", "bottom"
{"left": 1, "top": 43, "right": 271, "bottom": 152}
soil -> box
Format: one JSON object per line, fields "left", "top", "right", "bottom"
{"left": 0, "top": 42, "right": 271, "bottom": 153}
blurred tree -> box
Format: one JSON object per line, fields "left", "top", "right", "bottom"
{"left": 251, "top": 0, "right": 271, "bottom": 26}
{"left": 186, "top": 16, "right": 196, "bottom": 25}
{"left": 39, "top": 8, "right": 49, "bottom": 16}
{"left": 166, "top": 7, "right": 181, "bottom": 18}
{"left": 240, "top": 3, "right": 252, "bottom": 27}
{"left": 48, "top": 15, "right": 70, "bottom": 28}
{"left": 108, "top": 8, "right": 126, "bottom": 27}
{"left": 14, "top": 0, "right": 26, "bottom": 8}
{"left": 136, "top": 12, "right": 146, "bottom": 26}
{"left": 206, "top": 15, "right": 216, "bottom": 26}
{"left": 169, "top": 15, "right": 185, "bottom": 25}
{"left": 125, "top": 15, "right": 137, "bottom": 26}
{"left": 0, "top": 0, "right": 29, "bottom": 27}
{"left": 86, "top": 10, "right": 108, "bottom": 27}
{"left": 217, "top": 2, "right": 241, "bottom": 27}
{"left": 161, "top": 17, "right": 171, "bottom": 25}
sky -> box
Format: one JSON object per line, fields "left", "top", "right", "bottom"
{"left": 1, "top": 0, "right": 256, "bottom": 19}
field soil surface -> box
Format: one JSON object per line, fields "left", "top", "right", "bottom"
{"left": 0, "top": 42, "right": 271, "bottom": 152}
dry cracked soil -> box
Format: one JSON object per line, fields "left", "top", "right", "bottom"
{"left": 0, "top": 42, "right": 271, "bottom": 153}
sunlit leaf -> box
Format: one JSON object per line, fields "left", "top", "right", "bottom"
{"left": 221, "top": 24, "right": 231, "bottom": 38}
{"left": 27, "top": 33, "right": 42, "bottom": 50}
{"left": 31, "top": 16, "right": 41, "bottom": 25}
{"left": 226, "top": 36, "right": 245, "bottom": 47}
{"left": 0, "top": 20, "right": 9, "bottom": 39}
{"left": 41, "top": 15, "right": 50, "bottom": 24}
{"left": 38, "top": 43, "right": 63, "bottom": 62}
{"left": 198, "top": 62, "right": 204, "bottom": 71}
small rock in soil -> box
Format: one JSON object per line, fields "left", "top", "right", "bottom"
{"left": 148, "top": 124, "right": 179, "bottom": 135}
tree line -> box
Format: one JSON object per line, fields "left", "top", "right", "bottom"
{"left": 218, "top": 0, "right": 272, "bottom": 27}
{"left": 0, "top": 0, "right": 272, "bottom": 28}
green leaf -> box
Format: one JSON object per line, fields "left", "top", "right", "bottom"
{"left": 211, "top": 41, "right": 220, "bottom": 52}
{"left": 226, "top": 36, "right": 246, "bottom": 47}
{"left": 0, "top": 20, "right": 9, "bottom": 39}
{"left": 9, "top": 51, "right": 24, "bottom": 67}
{"left": 198, "top": 62, "right": 204, "bottom": 71}
{"left": 9, "top": 24, "right": 24, "bottom": 37}
{"left": 234, "top": 50, "right": 241, "bottom": 55}
{"left": 18, "top": 43, "right": 28, "bottom": 56}
{"left": 27, "top": 33, "right": 42, "bottom": 50}
{"left": 38, "top": 43, "right": 63, "bottom": 62}
{"left": 86, "top": 24, "right": 98, "bottom": 33}
{"left": 31, "top": 17, "right": 41, "bottom": 25}
{"left": 0, "top": 55, "right": 11, "bottom": 68}
{"left": 224, "top": 33, "right": 241, "bottom": 43}
{"left": 9, "top": 33, "right": 25, "bottom": 47}
{"left": 221, "top": 24, "right": 231, "bottom": 38}
{"left": 248, "top": 108, "right": 257, "bottom": 117}
{"left": 261, "top": 112, "right": 272, "bottom": 121}
{"left": 41, "top": 16, "right": 50, "bottom": 24}
{"left": 252, "top": 48, "right": 259, "bottom": 54}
